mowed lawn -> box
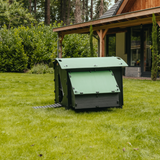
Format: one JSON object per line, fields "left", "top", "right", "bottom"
{"left": 0, "top": 73, "right": 160, "bottom": 160}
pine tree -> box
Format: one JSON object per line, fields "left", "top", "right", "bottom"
{"left": 151, "top": 14, "right": 158, "bottom": 81}
{"left": 91, "top": 0, "right": 93, "bottom": 20}
{"left": 45, "top": 0, "right": 50, "bottom": 25}
{"left": 74, "top": 0, "right": 82, "bottom": 23}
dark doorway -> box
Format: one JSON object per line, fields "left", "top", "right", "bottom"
{"left": 107, "top": 34, "right": 116, "bottom": 56}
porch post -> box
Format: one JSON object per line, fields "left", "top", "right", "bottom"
{"left": 97, "top": 29, "right": 108, "bottom": 57}
{"left": 100, "top": 30, "right": 103, "bottom": 57}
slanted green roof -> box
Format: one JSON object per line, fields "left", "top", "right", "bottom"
{"left": 69, "top": 70, "right": 120, "bottom": 95}
{"left": 55, "top": 57, "right": 127, "bottom": 69}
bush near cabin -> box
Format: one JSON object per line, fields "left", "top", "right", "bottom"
{"left": 0, "top": 24, "right": 57, "bottom": 72}
{"left": 151, "top": 14, "right": 158, "bottom": 81}
{"left": 0, "top": 22, "right": 97, "bottom": 72}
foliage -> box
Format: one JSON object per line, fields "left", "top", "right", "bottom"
{"left": 151, "top": 14, "right": 158, "bottom": 81}
{"left": 0, "top": 21, "right": 98, "bottom": 72}
{"left": 0, "top": 26, "right": 28, "bottom": 72}
{"left": 28, "top": 63, "right": 54, "bottom": 74}
{"left": 93, "top": 0, "right": 111, "bottom": 19}
{"left": 1, "top": 73, "right": 160, "bottom": 159}
{"left": 0, "top": 0, "right": 36, "bottom": 29}
{"left": 108, "top": 35, "right": 116, "bottom": 56}
{"left": 62, "top": 34, "right": 97, "bottom": 58}
{"left": 17, "top": 23, "right": 59, "bottom": 68}
{"left": 0, "top": 23, "right": 58, "bottom": 72}
{"left": 6, "top": 0, "right": 112, "bottom": 25}
{"left": 158, "top": 54, "right": 160, "bottom": 77}
{"left": 89, "top": 25, "right": 94, "bottom": 57}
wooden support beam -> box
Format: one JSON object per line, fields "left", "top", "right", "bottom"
{"left": 100, "top": 30, "right": 103, "bottom": 57}
{"left": 116, "top": 0, "right": 128, "bottom": 15}
{"left": 97, "top": 29, "right": 108, "bottom": 57}
{"left": 103, "top": 28, "right": 109, "bottom": 39}
{"left": 157, "top": 21, "right": 160, "bottom": 27}
{"left": 96, "top": 30, "right": 100, "bottom": 37}
{"left": 60, "top": 16, "right": 160, "bottom": 35}
{"left": 53, "top": 8, "right": 160, "bottom": 33}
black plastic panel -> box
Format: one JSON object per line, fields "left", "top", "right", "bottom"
{"left": 75, "top": 93, "right": 119, "bottom": 109}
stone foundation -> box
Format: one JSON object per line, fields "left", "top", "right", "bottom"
{"left": 125, "top": 67, "right": 141, "bottom": 77}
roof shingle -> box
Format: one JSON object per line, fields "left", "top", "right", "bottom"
{"left": 99, "top": 0, "right": 124, "bottom": 19}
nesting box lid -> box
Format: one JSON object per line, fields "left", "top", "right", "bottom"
{"left": 55, "top": 57, "right": 128, "bottom": 69}
{"left": 69, "top": 70, "right": 120, "bottom": 95}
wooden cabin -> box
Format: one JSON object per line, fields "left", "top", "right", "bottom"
{"left": 53, "top": 0, "right": 160, "bottom": 77}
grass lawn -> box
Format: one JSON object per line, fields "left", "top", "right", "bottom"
{"left": 0, "top": 73, "right": 160, "bottom": 160}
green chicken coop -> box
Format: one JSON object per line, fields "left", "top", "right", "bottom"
{"left": 53, "top": 57, "right": 128, "bottom": 110}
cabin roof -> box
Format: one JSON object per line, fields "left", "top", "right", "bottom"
{"left": 99, "top": 0, "right": 124, "bottom": 19}
{"left": 53, "top": 7, "right": 160, "bottom": 35}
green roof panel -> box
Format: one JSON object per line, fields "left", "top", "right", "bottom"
{"left": 55, "top": 57, "right": 128, "bottom": 69}
{"left": 69, "top": 70, "right": 120, "bottom": 95}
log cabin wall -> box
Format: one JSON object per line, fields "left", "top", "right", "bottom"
{"left": 128, "top": 0, "right": 160, "bottom": 12}
{"left": 117, "top": 0, "right": 160, "bottom": 14}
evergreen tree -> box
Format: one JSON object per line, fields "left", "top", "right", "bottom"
{"left": 0, "top": 0, "right": 36, "bottom": 29}
{"left": 151, "top": 14, "right": 158, "bottom": 81}
{"left": 94, "top": 0, "right": 111, "bottom": 19}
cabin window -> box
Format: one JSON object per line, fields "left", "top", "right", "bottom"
{"left": 107, "top": 34, "right": 116, "bottom": 56}
{"left": 130, "top": 26, "right": 141, "bottom": 67}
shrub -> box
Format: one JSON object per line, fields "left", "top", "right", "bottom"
{"left": 17, "top": 23, "right": 58, "bottom": 68}
{"left": 158, "top": 54, "right": 160, "bottom": 77}
{"left": 62, "top": 34, "right": 97, "bottom": 58}
{"left": 0, "top": 21, "right": 98, "bottom": 72}
{"left": 28, "top": 64, "right": 54, "bottom": 74}
{"left": 0, "top": 26, "right": 28, "bottom": 72}
{"left": 0, "top": 23, "right": 59, "bottom": 72}
{"left": 151, "top": 14, "right": 158, "bottom": 81}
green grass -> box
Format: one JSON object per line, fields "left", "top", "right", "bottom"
{"left": 0, "top": 73, "right": 160, "bottom": 160}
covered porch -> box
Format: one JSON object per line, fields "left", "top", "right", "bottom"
{"left": 53, "top": 7, "right": 160, "bottom": 77}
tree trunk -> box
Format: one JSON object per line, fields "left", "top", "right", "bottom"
{"left": 91, "top": 0, "right": 93, "bottom": 20}
{"left": 99, "top": 0, "right": 104, "bottom": 17}
{"left": 29, "top": 0, "right": 31, "bottom": 13}
{"left": 34, "top": 0, "right": 36, "bottom": 19}
{"left": 60, "top": 0, "right": 63, "bottom": 22}
{"left": 63, "top": 0, "right": 66, "bottom": 24}
{"left": 67, "top": 0, "right": 71, "bottom": 25}
{"left": 85, "top": 0, "right": 88, "bottom": 21}
{"left": 82, "top": 0, "right": 85, "bottom": 22}
{"left": 45, "top": 0, "right": 50, "bottom": 25}
{"left": 74, "top": 0, "right": 82, "bottom": 23}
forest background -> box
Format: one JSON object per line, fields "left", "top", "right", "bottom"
{"left": 0, "top": 0, "right": 116, "bottom": 72}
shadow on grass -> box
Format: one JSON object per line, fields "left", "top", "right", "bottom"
{"left": 41, "top": 105, "right": 121, "bottom": 114}
{"left": 73, "top": 107, "right": 121, "bottom": 113}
